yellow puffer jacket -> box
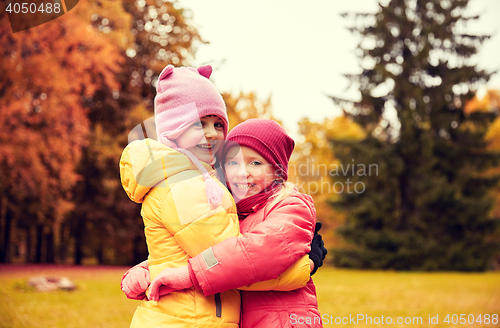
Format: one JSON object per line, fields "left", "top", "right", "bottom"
{"left": 120, "top": 139, "right": 241, "bottom": 328}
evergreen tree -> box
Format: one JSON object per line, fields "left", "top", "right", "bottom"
{"left": 331, "top": 0, "right": 500, "bottom": 270}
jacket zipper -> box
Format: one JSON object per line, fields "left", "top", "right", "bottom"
{"left": 214, "top": 293, "right": 221, "bottom": 318}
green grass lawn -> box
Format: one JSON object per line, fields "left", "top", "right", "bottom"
{"left": 0, "top": 265, "right": 498, "bottom": 327}
{"left": 314, "top": 268, "right": 500, "bottom": 327}
{"left": 0, "top": 265, "right": 138, "bottom": 328}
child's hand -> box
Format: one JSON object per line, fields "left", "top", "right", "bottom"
{"left": 308, "top": 222, "right": 328, "bottom": 276}
{"left": 149, "top": 266, "right": 193, "bottom": 302}
{"left": 121, "top": 260, "right": 150, "bottom": 300}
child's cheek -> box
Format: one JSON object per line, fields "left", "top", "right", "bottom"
{"left": 184, "top": 130, "right": 205, "bottom": 148}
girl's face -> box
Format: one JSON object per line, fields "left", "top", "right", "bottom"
{"left": 175, "top": 115, "right": 225, "bottom": 163}
{"left": 224, "top": 146, "right": 277, "bottom": 200}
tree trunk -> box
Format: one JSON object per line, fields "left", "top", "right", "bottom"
{"left": 58, "top": 223, "right": 68, "bottom": 264}
{"left": 0, "top": 206, "right": 12, "bottom": 263}
{"left": 35, "top": 224, "right": 44, "bottom": 263}
{"left": 0, "top": 196, "right": 4, "bottom": 263}
{"left": 133, "top": 234, "right": 146, "bottom": 265}
{"left": 25, "top": 226, "right": 32, "bottom": 263}
{"left": 74, "top": 216, "right": 84, "bottom": 265}
{"left": 95, "top": 240, "right": 104, "bottom": 265}
{"left": 46, "top": 230, "right": 55, "bottom": 263}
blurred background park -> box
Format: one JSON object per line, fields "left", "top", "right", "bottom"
{"left": 0, "top": 0, "right": 500, "bottom": 325}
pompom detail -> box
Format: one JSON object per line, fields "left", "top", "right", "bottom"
{"left": 203, "top": 174, "right": 224, "bottom": 207}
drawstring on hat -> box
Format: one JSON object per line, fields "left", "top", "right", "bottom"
{"left": 174, "top": 147, "right": 224, "bottom": 207}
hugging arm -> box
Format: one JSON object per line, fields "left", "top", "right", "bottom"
{"left": 236, "top": 254, "right": 311, "bottom": 291}
{"left": 121, "top": 222, "right": 328, "bottom": 299}
{"left": 237, "top": 221, "right": 327, "bottom": 291}
{"left": 188, "top": 196, "right": 316, "bottom": 296}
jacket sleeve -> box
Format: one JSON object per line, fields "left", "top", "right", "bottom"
{"left": 237, "top": 254, "right": 311, "bottom": 291}
{"left": 188, "top": 195, "right": 316, "bottom": 296}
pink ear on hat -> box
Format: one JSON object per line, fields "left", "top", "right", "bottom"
{"left": 197, "top": 65, "right": 213, "bottom": 79}
{"left": 157, "top": 65, "right": 174, "bottom": 92}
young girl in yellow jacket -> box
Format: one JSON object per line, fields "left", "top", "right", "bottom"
{"left": 119, "top": 65, "right": 312, "bottom": 328}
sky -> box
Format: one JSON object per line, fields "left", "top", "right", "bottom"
{"left": 183, "top": 0, "right": 500, "bottom": 134}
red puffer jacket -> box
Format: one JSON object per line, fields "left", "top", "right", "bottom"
{"left": 189, "top": 188, "right": 323, "bottom": 328}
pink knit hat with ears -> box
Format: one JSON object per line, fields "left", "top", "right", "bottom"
{"left": 154, "top": 64, "right": 228, "bottom": 207}
{"left": 154, "top": 64, "right": 229, "bottom": 148}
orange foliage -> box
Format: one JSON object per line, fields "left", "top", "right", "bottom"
{"left": 464, "top": 89, "right": 500, "bottom": 115}
{"left": 0, "top": 7, "right": 122, "bottom": 222}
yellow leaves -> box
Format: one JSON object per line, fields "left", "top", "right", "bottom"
{"left": 294, "top": 115, "right": 365, "bottom": 165}
{"left": 418, "top": 121, "right": 431, "bottom": 130}
{"left": 464, "top": 89, "right": 500, "bottom": 115}
{"left": 463, "top": 89, "right": 500, "bottom": 151}
{"left": 485, "top": 117, "right": 500, "bottom": 152}
{"left": 90, "top": 123, "right": 122, "bottom": 170}
{"left": 223, "top": 91, "right": 276, "bottom": 130}
{"left": 326, "top": 116, "right": 366, "bottom": 141}
{"left": 125, "top": 103, "right": 153, "bottom": 130}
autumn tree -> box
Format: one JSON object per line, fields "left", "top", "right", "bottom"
{"left": 0, "top": 4, "right": 122, "bottom": 263}
{"left": 331, "top": 0, "right": 500, "bottom": 270}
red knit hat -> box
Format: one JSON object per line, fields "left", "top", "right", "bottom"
{"left": 225, "top": 119, "right": 295, "bottom": 180}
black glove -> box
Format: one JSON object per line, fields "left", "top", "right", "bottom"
{"left": 308, "top": 222, "right": 328, "bottom": 276}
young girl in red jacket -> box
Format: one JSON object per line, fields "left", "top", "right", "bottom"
{"left": 124, "top": 118, "right": 327, "bottom": 328}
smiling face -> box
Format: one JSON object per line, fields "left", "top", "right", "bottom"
{"left": 174, "top": 115, "right": 225, "bottom": 163}
{"left": 223, "top": 146, "right": 277, "bottom": 200}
